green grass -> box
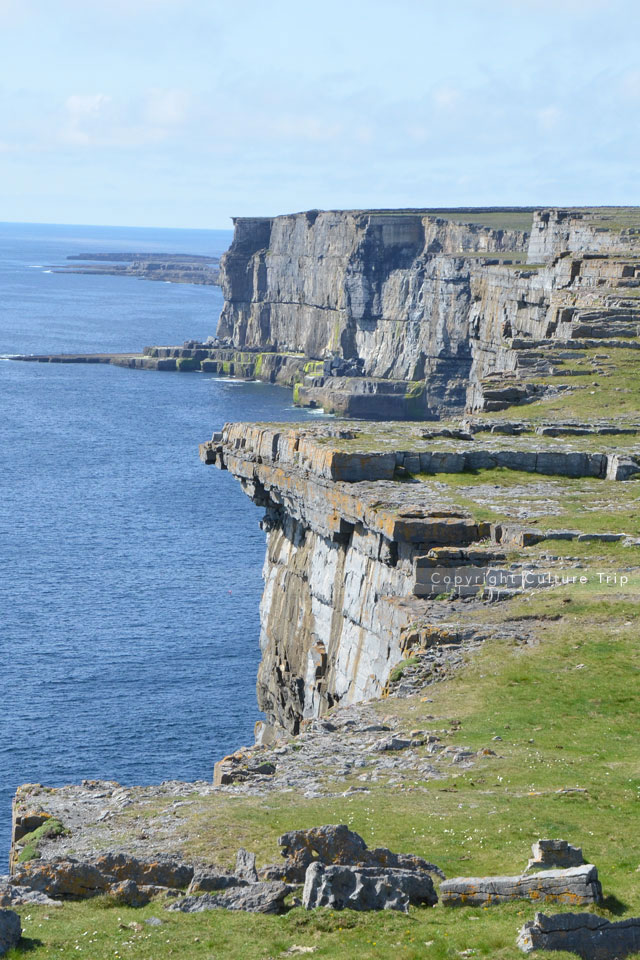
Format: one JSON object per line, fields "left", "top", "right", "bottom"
{"left": 388, "top": 657, "right": 419, "bottom": 683}
{"left": 8, "top": 578, "right": 640, "bottom": 959}
{"left": 175, "top": 357, "right": 200, "bottom": 372}
{"left": 480, "top": 347, "right": 640, "bottom": 421}
{"left": 426, "top": 211, "right": 535, "bottom": 233}
{"left": 576, "top": 207, "right": 640, "bottom": 234}
{"left": 413, "top": 467, "right": 640, "bottom": 534}
{"left": 15, "top": 819, "right": 68, "bottom": 864}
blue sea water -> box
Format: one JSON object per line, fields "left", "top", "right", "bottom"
{"left": 0, "top": 222, "right": 321, "bottom": 869}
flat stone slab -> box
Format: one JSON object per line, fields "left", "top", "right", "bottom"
{"left": 168, "top": 881, "right": 291, "bottom": 914}
{"left": 518, "top": 911, "right": 640, "bottom": 958}
{"left": 302, "top": 863, "right": 437, "bottom": 913}
{"left": 440, "top": 864, "right": 602, "bottom": 906}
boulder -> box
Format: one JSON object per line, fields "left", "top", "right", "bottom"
{"left": 107, "top": 879, "right": 151, "bottom": 907}
{"left": 258, "top": 862, "right": 288, "bottom": 881}
{"left": 187, "top": 867, "right": 243, "bottom": 894}
{"left": 518, "top": 911, "right": 640, "bottom": 958}
{"left": 440, "top": 864, "right": 602, "bottom": 906}
{"left": 526, "top": 839, "right": 585, "bottom": 872}
{"left": 606, "top": 454, "right": 640, "bottom": 481}
{"left": 90, "top": 853, "right": 193, "bottom": 888}
{"left": 279, "top": 824, "right": 367, "bottom": 881}
{"left": 214, "top": 754, "right": 276, "bottom": 786}
{"left": 277, "top": 824, "right": 444, "bottom": 883}
{"left": 168, "top": 881, "right": 291, "bottom": 914}
{"left": 12, "top": 858, "right": 112, "bottom": 899}
{"left": 302, "top": 863, "right": 438, "bottom": 913}
{"left": 0, "top": 878, "right": 60, "bottom": 907}
{"left": 0, "top": 910, "right": 21, "bottom": 956}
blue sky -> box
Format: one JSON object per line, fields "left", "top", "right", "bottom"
{"left": 1, "top": 0, "right": 639, "bottom": 228}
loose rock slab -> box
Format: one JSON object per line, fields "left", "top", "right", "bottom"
{"left": 526, "top": 839, "right": 585, "bottom": 872}
{"left": 0, "top": 877, "right": 60, "bottom": 907}
{"left": 168, "top": 881, "right": 291, "bottom": 914}
{"left": 518, "top": 911, "right": 640, "bottom": 958}
{"left": 302, "top": 863, "right": 438, "bottom": 913}
{"left": 440, "top": 865, "right": 602, "bottom": 906}
{"left": 0, "top": 910, "right": 21, "bottom": 957}
{"left": 186, "top": 868, "right": 243, "bottom": 895}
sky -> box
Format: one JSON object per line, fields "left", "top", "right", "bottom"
{"left": 1, "top": 0, "right": 639, "bottom": 228}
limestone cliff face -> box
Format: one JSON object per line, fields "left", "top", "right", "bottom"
{"left": 217, "top": 211, "right": 528, "bottom": 415}
{"left": 201, "top": 423, "right": 494, "bottom": 732}
{"left": 527, "top": 209, "right": 640, "bottom": 260}
{"left": 215, "top": 207, "right": 640, "bottom": 419}
{"left": 200, "top": 420, "right": 639, "bottom": 733}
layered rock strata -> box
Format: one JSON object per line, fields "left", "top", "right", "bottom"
{"left": 440, "top": 864, "right": 602, "bottom": 907}
{"left": 14, "top": 207, "right": 640, "bottom": 420}
{"left": 213, "top": 207, "right": 640, "bottom": 419}
{"left": 200, "top": 420, "right": 639, "bottom": 733}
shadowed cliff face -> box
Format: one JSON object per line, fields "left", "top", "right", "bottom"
{"left": 216, "top": 211, "right": 529, "bottom": 416}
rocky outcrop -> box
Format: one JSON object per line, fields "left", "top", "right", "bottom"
{"left": 217, "top": 211, "right": 518, "bottom": 360}
{"left": 518, "top": 912, "right": 640, "bottom": 958}
{"left": 527, "top": 209, "right": 640, "bottom": 261}
{"left": 11, "top": 853, "right": 193, "bottom": 901}
{"left": 56, "top": 252, "right": 221, "bottom": 285}
{"left": 216, "top": 210, "right": 530, "bottom": 417}
{"left": 275, "top": 824, "right": 443, "bottom": 884}
{"left": 203, "top": 422, "right": 496, "bottom": 731}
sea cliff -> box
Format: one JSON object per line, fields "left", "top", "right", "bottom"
{"left": 200, "top": 417, "right": 640, "bottom": 735}
{"left": 16, "top": 206, "right": 640, "bottom": 425}
{"left": 213, "top": 207, "right": 640, "bottom": 418}
{"left": 4, "top": 208, "right": 640, "bottom": 960}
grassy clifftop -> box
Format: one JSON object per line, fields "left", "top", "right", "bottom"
{"left": 8, "top": 574, "right": 639, "bottom": 959}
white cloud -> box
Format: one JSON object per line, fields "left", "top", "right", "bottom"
{"left": 62, "top": 94, "right": 112, "bottom": 144}
{"left": 537, "top": 105, "right": 562, "bottom": 132}
{"left": 432, "top": 86, "right": 460, "bottom": 111}
{"left": 65, "top": 93, "right": 111, "bottom": 118}
{"left": 59, "top": 90, "right": 193, "bottom": 148}
{"left": 144, "top": 88, "right": 190, "bottom": 127}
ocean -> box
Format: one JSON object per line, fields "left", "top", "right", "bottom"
{"left": 0, "top": 221, "right": 321, "bottom": 870}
